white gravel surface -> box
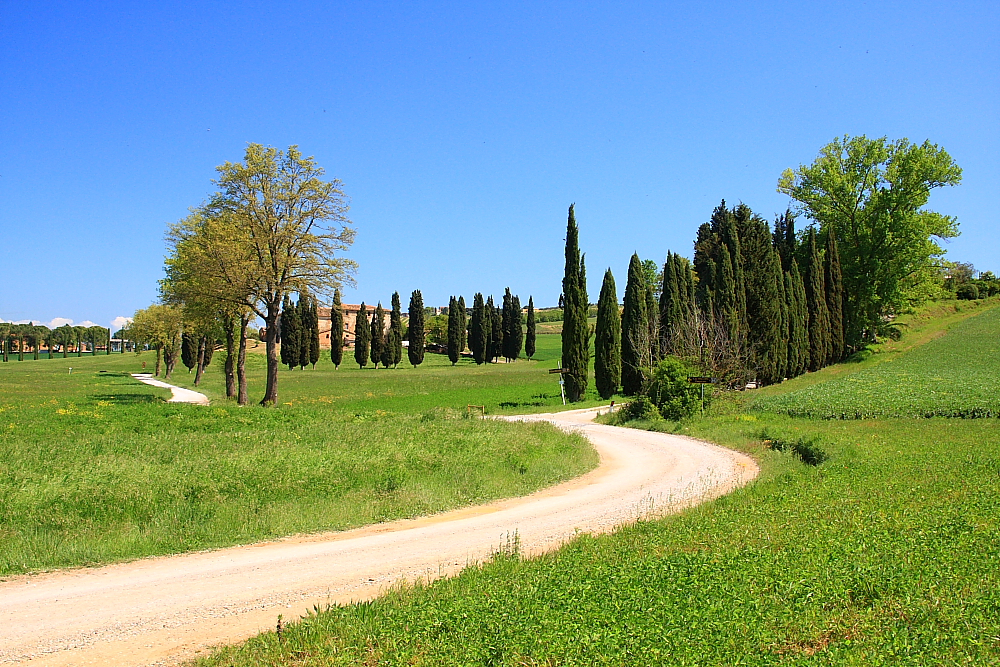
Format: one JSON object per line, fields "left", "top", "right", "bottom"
{"left": 131, "top": 374, "right": 210, "bottom": 406}
{"left": 0, "top": 406, "right": 757, "bottom": 666}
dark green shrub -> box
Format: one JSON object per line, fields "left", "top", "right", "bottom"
{"left": 644, "top": 356, "right": 704, "bottom": 420}
{"left": 619, "top": 395, "right": 660, "bottom": 422}
{"left": 956, "top": 283, "right": 980, "bottom": 300}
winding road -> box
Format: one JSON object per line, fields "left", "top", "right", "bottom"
{"left": 0, "top": 401, "right": 757, "bottom": 666}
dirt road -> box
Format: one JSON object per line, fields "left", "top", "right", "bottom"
{"left": 0, "top": 407, "right": 757, "bottom": 666}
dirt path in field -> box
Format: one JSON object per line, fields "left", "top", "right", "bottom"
{"left": 131, "top": 374, "right": 210, "bottom": 406}
{"left": 0, "top": 407, "right": 757, "bottom": 666}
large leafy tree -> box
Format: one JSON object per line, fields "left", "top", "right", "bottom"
{"left": 561, "top": 204, "right": 589, "bottom": 401}
{"left": 779, "top": 135, "right": 961, "bottom": 347}
{"left": 407, "top": 290, "right": 425, "bottom": 367}
{"left": 164, "top": 208, "right": 261, "bottom": 404}
{"left": 129, "top": 304, "right": 184, "bottom": 378}
{"left": 209, "top": 144, "right": 356, "bottom": 405}
{"left": 594, "top": 268, "right": 621, "bottom": 400}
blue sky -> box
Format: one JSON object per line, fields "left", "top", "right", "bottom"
{"left": 1, "top": 1, "right": 996, "bottom": 330}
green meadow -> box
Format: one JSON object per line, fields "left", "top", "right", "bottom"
{"left": 0, "top": 333, "right": 599, "bottom": 575}
{"left": 198, "top": 302, "right": 1000, "bottom": 666}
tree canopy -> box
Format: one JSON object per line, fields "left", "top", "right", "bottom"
{"left": 779, "top": 135, "right": 961, "bottom": 347}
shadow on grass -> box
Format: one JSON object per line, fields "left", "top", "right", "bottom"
{"left": 89, "top": 393, "right": 163, "bottom": 405}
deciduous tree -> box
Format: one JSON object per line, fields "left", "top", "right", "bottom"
{"left": 779, "top": 135, "right": 961, "bottom": 347}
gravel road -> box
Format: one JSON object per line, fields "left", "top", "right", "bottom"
{"left": 0, "top": 406, "right": 757, "bottom": 666}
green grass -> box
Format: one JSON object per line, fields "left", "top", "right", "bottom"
{"left": 196, "top": 301, "right": 1000, "bottom": 666}
{"left": 163, "top": 332, "right": 613, "bottom": 414}
{"left": 0, "top": 337, "right": 599, "bottom": 575}
{"left": 755, "top": 304, "right": 1000, "bottom": 418}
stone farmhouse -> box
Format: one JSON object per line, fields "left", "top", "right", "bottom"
{"left": 316, "top": 304, "right": 409, "bottom": 349}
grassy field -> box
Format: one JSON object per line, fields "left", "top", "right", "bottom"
{"left": 163, "top": 331, "right": 613, "bottom": 414}
{"left": 0, "top": 333, "right": 599, "bottom": 575}
{"left": 197, "top": 301, "right": 1000, "bottom": 666}
{"left": 755, "top": 303, "right": 1000, "bottom": 418}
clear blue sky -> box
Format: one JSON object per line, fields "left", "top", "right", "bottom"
{"left": 1, "top": 1, "right": 996, "bottom": 330}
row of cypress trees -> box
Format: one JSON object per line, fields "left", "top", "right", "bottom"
{"left": 351, "top": 292, "right": 406, "bottom": 369}
{"left": 278, "top": 293, "right": 321, "bottom": 370}
{"left": 467, "top": 290, "right": 532, "bottom": 365}
{"left": 585, "top": 200, "right": 848, "bottom": 401}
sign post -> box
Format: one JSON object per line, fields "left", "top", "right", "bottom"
{"left": 550, "top": 368, "right": 567, "bottom": 405}
{"left": 687, "top": 376, "right": 717, "bottom": 413}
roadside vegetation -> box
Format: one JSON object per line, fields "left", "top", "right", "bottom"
{"left": 196, "top": 300, "right": 1000, "bottom": 666}
{"left": 0, "top": 335, "right": 597, "bottom": 575}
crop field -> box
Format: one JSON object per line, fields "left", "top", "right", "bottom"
{"left": 198, "top": 302, "right": 1000, "bottom": 666}
{"left": 755, "top": 304, "right": 1000, "bottom": 418}
{"left": 0, "top": 334, "right": 598, "bottom": 574}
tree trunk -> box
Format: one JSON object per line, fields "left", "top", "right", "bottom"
{"left": 237, "top": 315, "right": 249, "bottom": 406}
{"left": 223, "top": 317, "right": 237, "bottom": 399}
{"left": 155, "top": 346, "right": 162, "bottom": 377}
{"left": 261, "top": 302, "right": 280, "bottom": 406}
{"left": 193, "top": 336, "right": 207, "bottom": 386}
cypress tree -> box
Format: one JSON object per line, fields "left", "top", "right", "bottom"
{"left": 804, "top": 228, "right": 830, "bottom": 371}
{"left": 715, "top": 245, "right": 739, "bottom": 345}
{"left": 309, "top": 297, "right": 321, "bottom": 368}
{"left": 407, "top": 290, "right": 425, "bottom": 367}
{"left": 741, "top": 212, "right": 784, "bottom": 385}
{"left": 388, "top": 291, "right": 404, "bottom": 368}
{"left": 510, "top": 294, "right": 523, "bottom": 360}
{"left": 202, "top": 336, "right": 215, "bottom": 367}
{"left": 330, "top": 288, "right": 344, "bottom": 369}
{"left": 621, "top": 253, "right": 647, "bottom": 396}
{"left": 457, "top": 296, "right": 467, "bottom": 357}
{"left": 501, "top": 288, "right": 514, "bottom": 361}
{"left": 280, "top": 294, "right": 299, "bottom": 370}
{"left": 773, "top": 209, "right": 797, "bottom": 272}
{"left": 561, "top": 204, "right": 589, "bottom": 401}
{"left": 181, "top": 333, "right": 196, "bottom": 372}
{"left": 470, "top": 293, "right": 487, "bottom": 364}
{"left": 447, "top": 295, "right": 461, "bottom": 365}
{"left": 658, "top": 253, "right": 678, "bottom": 355}
{"left": 297, "top": 295, "right": 311, "bottom": 370}
{"left": 525, "top": 297, "right": 536, "bottom": 359}
{"left": 786, "top": 264, "right": 809, "bottom": 378}
{"left": 693, "top": 222, "right": 716, "bottom": 314}
{"left": 487, "top": 296, "right": 502, "bottom": 363}
{"left": 595, "top": 268, "right": 622, "bottom": 400}
{"left": 774, "top": 264, "right": 789, "bottom": 380}
{"left": 354, "top": 303, "right": 369, "bottom": 369}
{"left": 825, "top": 229, "right": 845, "bottom": 363}
{"left": 370, "top": 303, "right": 385, "bottom": 368}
